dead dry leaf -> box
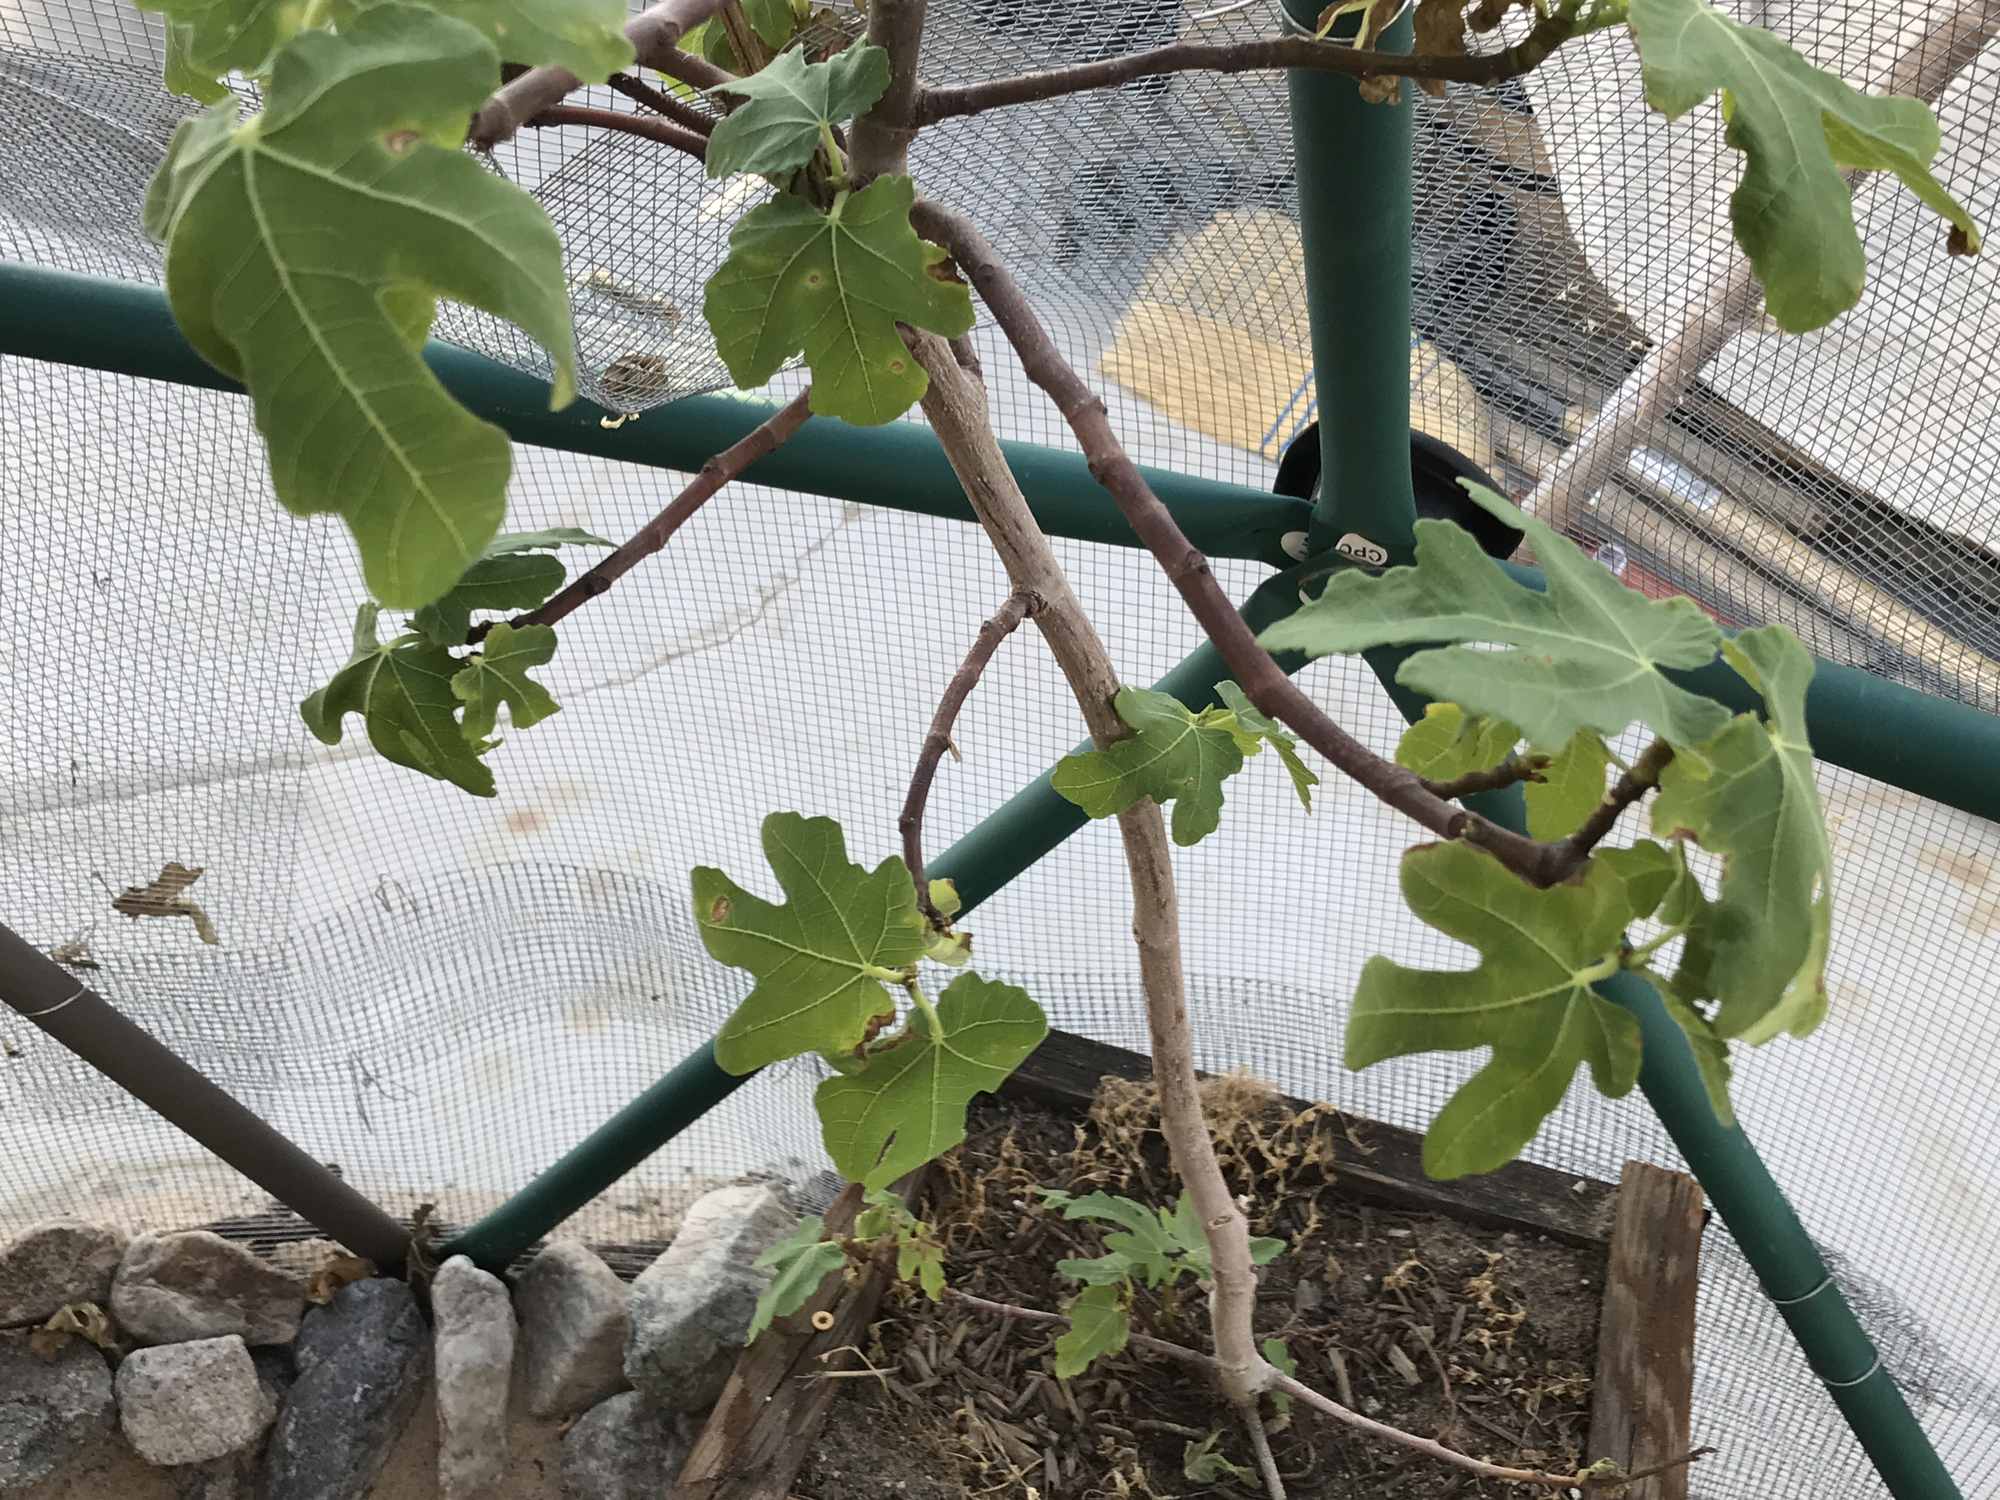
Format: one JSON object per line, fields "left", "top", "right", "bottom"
{"left": 30, "top": 1302, "right": 117, "bottom": 1358}
{"left": 109, "top": 862, "right": 220, "bottom": 945}
{"left": 306, "top": 1253, "right": 375, "bottom": 1306}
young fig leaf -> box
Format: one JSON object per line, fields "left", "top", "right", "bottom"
{"left": 1054, "top": 685, "right": 1303, "bottom": 846}
{"left": 1650, "top": 626, "right": 1831, "bottom": 1045}
{"left": 412, "top": 530, "right": 609, "bottom": 646}
{"left": 748, "top": 1214, "right": 847, "bottom": 1341}
{"left": 1525, "top": 730, "right": 1612, "bottom": 839}
{"left": 1261, "top": 484, "right": 1732, "bottom": 766}
{"left": 698, "top": 814, "right": 930, "bottom": 1073}
{"left": 143, "top": 5, "right": 577, "bottom": 609}
{"left": 1214, "top": 681, "right": 1318, "bottom": 809}
{"left": 703, "top": 176, "right": 975, "bottom": 426}
{"left": 815, "top": 974, "right": 1047, "bottom": 1187}
{"left": 1394, "top": 702, "right": 1520, "bottom": 781}
{"left": 706, "top": 44, "right": 891, "bottom": 180}
{"left": 301, "top": 603, "right": 495, "bottom": 797}
{"left": 452, "top": 622, "right": 560, "bottom": 742}
{"left": 1629, "top": 0, "right": 1979, "bottom": 332}
{"left": 1348, "top": 841, "right": 1679, "bottom": 1178}
{"left": 1053, "top": 1284, "right": 1129, "bottom": 1380}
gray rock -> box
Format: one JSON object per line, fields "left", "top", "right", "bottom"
{"left": 624, "top": 1182, "right": 794, "bottom": 1411}
{"left": 432, "top": 1256, "right": 514, "bottom": 1500}
{"left": 0, "top": 1328, "right": 114, "bottom": 1491}
{"left": 560, "top": 1392, "right": 692, "bottom": 1499}
{"left": 115, "top": 1335, "right": 267, "bottom": 1467}
{"left": 169, "top": 1351, "right": 290, "bottom": 1500}
{"left": 111, "top": 1233, "right": 305, "bottom": 1347}
{"left": 0, "top": 1221, "right": 128, "bottom": 1329}
{"left": 261, "top": 1279, "right": 429, "bottom": 1500}
{"left": 515, "top": 1241, "right": 630, "bottom": 1419}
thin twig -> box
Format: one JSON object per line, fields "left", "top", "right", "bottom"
{"left": 524, "top": 104, "right": 709, "bottom": 162}
{"left": 1420, "top": 755, "right": 1549, "bottom": 802}
{"left": 715, "top": 0, "right": 772, "bottom": 73}
{"left": 911, "top": 198, "right": 1581, "bottom": 889}
{"left": 473, "top": 391, "right": 812, "bottom": 641}
{"left": 945, "top": 1290, "right": 1707, "bottom": 1492}
{"left": 606, "top": 70, "right": 716, "bottom": 135}
{"left": 902, "top": 591, "right": 1043, "bottom": 925}
{"left": 909, "top": 14, "right": 1580, "bottom": 127}
{"left": 1560, "top": 739, "right": 1674, "bottom": 861}
{"left": 1243, "top": 1408, "right": 1289, "bottom": 1500}
{"left": 468, "top": 0, "right": 724, "bottom": 151}
{"left": 1273, "top": 1374, "right": 1711, "bottom": 1491}
{"left": 654, "top": 44, "right": 738, "bottom": 92}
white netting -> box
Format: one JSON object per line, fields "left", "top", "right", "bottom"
{"left": 2, "top": 3, "right": 1998, "bottom": 1495}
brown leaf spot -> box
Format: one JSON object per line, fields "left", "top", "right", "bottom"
{"left": 709, "top": 895, "right": 734, "bottom": 924}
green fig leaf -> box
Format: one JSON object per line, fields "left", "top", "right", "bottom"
{"left": 815, "top": 973, "right": 1047, "bottom": 1186}
{"left": 706, "top": 44, "right": 891, "bottom": 180}
{"left": 411, "top": 529, "right": 609, "bottom": 645}
{"left": 1054, "top": 685, "right": 1306, "bottom": 846}
{"left": 1215, "top": 681, "right": 1318, "bottom": 809}
{"left": 1525, "top": 731, "right": 1612, "bottom": 839}
{"left": 1650, "top": 626, "right": 1832, "bottom": 1045}
{"left": 1054, "top": 1284, "right": 1129, "bottom": 1379}
{"left": 702, "top": 175, "right": 975, "bottom": 426}
{"left": 300, "top": 603, "right": 495, "bottom": 797}
{"left": 748, "top": 1214, "right": 847, "bottom": 1342}
{"left": 1394, "top": 702, "right": 1520, "bottom": 781}
{"left": 697, "top": 813, "right": 929, "bottom": 1073}
{"left": 143, "top": 5, "right": 577, "bottom": 609}
{"left": 1262, "top": 485, "right": 1732, "bottom": 767}
{"left": 451, "top": 621, "right": 559, "bottom": 742}
{"left": 1628, "top": 0, "right": 1979, "bottom": 333}
{"left": 1348, "top": 841, "right": 1680, "bottom": 1178}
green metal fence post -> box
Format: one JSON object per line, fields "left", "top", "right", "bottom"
{"left": 1283, "top": 0, "right": 1420, "bottom": 559}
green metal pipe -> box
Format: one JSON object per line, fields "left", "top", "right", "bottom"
{"left": 441, "top": 1039, "right": 750, "bottom": 1271}
{"left": 0, "top": 262, "right": 1310, "bottom": 568}
{"left": 1284, "top": 0, "right": 1420, "bottom": 559}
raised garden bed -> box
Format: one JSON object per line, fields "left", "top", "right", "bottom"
{"left": 677, "top": 1031, "right": 1707, "bottom": 1500}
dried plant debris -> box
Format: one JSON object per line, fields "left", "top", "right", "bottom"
{"left": 107, "top": 862, "right": 220, "bottom": 945}
{"left": 795, "top": 1080, "right": 1601, "bottom": 1499}
{"left": 30, "top": 1302, "right": 118, "bottom": 1359}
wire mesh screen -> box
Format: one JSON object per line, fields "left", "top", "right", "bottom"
{"left": 2, "top": 1, "right": 1999, "bottom": 1496}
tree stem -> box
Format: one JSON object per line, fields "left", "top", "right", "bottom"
{"left": 524, "top": 104, "right": 708, "bottom": 163}
{"left": 901, "top": 591, "right": 1042, "bottom": 926}
{"left": 910, "top": 198, "right": 1581, "bottom": 889}
{"left": 468, "top": 0, "right": 725, "bottom": 151}
{"left": 472, "top": 390, "right": 812, "bottom": 642}
{"left": 605, "top": 70, "right": 716, "bottom": 135}
{"left": 911, "top": 332, "right": 1268, "bottom": 1409}
{"left": 1561, "top": 738, "right": 1674, "bottom": 860}
{"left": 908, "top": 14, "right": 1582, "bottom": 127}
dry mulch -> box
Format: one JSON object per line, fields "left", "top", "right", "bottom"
{"left": 794, "top": 1075, "right": 1603, "bottom": 1499}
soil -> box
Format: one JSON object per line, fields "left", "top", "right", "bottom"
{"left": 794, "top": 1076, "right": 1604, "bottom": 1499}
